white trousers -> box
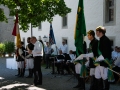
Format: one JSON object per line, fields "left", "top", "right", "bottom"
{"left": 75, "top": 63, "right": 82, "bottom": 74}
{"left": 90, "top": 68, "right": 95, "bottom": 76}
{"left": 17, "top": 61, "right": 24, "bottom": 69}
{"left": 26, "top": 58, "right": 34, "bottom": 69}
{"left": 95, "top": 65, "right": 108, "bottom": 80}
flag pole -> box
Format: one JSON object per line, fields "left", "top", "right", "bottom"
{"left": 49, "top": 22, "right": 57, "bottom": 55}
{"left": 107, "top": 68, "right": 120, "bottom": 76}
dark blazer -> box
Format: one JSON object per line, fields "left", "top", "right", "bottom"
{"left": 99, "top": 35, "right": 112, "bottom": 67}
{"left": 89, "top": 38, "right": 98, "bottom": 68}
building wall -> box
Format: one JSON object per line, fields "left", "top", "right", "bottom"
{"left": 0, "top": 5, "right": 14, "bottom": 42}
{"left": 20, "top": 0, "right": 120, "bottom": 52}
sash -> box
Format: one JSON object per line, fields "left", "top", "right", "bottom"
{"left": 88, "top": 44, "right": 97, "bottom": 66}
{"left": 95, "top": 41, "right": 114, "bottom": 82}
{"left": 74, "top": 57, "right": 88, "bottom": 78}
{"left": 94, "top": 41, "right": 102, "bottom": 66}
{"left": 79, "top": 59, "right": 88, "bottom": 78}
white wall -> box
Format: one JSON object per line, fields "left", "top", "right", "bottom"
{"left": 20, "top": 0, "right": 120, "bottom": 52}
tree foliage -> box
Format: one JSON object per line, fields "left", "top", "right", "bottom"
{"left": 0, "top": 0, "right": 71, "bottom": 32}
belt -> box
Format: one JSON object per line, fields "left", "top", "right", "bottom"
{"left": 34, "top": 56, "right": 42, "bottom": 58}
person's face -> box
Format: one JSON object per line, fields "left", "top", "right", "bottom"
{"left": 115, "top": 48, "right": 118, "bottom": 52}
{"left": 46, "top": 42, "right": 49, "bottom": 46}
{"left": 96, "top": 31, "right": 100, "bottom": 37}
{"left": 62, "top": 42, "right": 65, "bottom": 45}
{"left": 27, "top": 38, "right": 30, "bottom": 43}
{"left": 69, "top": 50, "right": 72, "bottom": 54}
{"left": 30, "top": 38, "right": 36, "bottom": 44}
{"left": 87, "top": 34, "right": 93, "bottom": 40}
{"left": 59, "top": 50, "right": 62, "bottom": 54}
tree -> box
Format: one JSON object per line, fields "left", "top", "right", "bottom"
{"left": 0, "top": 0, "right": 71, "bottom": 32}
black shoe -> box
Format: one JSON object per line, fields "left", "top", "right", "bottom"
{"left": 37, "top": 82, "right": 42, "bottom": 85}
{"left": 19, "top": 74, "right": 24, "bottom": 77}
{"left": 33, "top": 83, "right": 37, "bottom": 86}
{"left": 26, "top": 76, "right": 31, "bottom": 78}
{"left": 73, "top": 85, "right": 80, "bottom": 88}
{"left": 45, "top": 67, "right": 48, "bottom": 69}
{"left": 15, "top": 74, "right": 20, "bottom": 76}
{"left": 51, "top": 72, "right": 54, "bottom": 74}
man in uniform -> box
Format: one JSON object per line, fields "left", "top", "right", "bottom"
{"left": 73, "top": 41, "right": 87, "bottom": 89}
{"left": 26, "top": 37, "right": 34, "bottom": 78}
{"left": 87, "top": 30, "right": 98, "bottom": 90}
{"left": 18, "top": 42, "right": 26, "bottom": 77}
{"left": 95, "top": 26, "right": 112, "bottom": 90}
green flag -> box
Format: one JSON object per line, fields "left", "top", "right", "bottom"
{"left": 74, "top": 0, "right": 86, "bottom": 56}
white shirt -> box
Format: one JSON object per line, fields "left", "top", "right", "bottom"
{"left": 112, "top": 50, "right": 118, "bottom": 60}
{"left": 69, "top": 54, "right": 75, "bottom": 60}
{"left": 59, "top": 44, "right": 68, "bottom": 54}
{"left": 114, "top": 56, "right": 120, "bottom": 67}
{"left": 44, "top": 46, "right": 52, "bottom": 54}
{"left": 32, "top": 41, "right": 43, "bottom": 57}
{"left": 69, "top": 54, "right": 76, "bottom": 62}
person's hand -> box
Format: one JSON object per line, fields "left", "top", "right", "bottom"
{"left": 28, "top": 50, "right": 32, "bottom": 54}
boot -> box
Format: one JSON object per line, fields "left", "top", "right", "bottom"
{"left": 79, "top": 78, "right": 85, "bottom": 90}
{"left": 29, "top": 69, "right": 33, "bottom": 78}
{"left": 73, "top": 74, "right": 81, "bottom": 88}
{"left": 97, "top": 78, "right": 103, "bottom": 90}
{"left": 26, "top": 69, "right": 31, "bottom": 78}
{"left": 89, "top": 76, "right": 97, "bottom": 90}
{"left": 104, "top": 79, "right": 109, "bottom": 90}
{"left": 19, "top": 69, "right": 24, "bottom": 77}
{"left": 15, "top": 68, "right": 20, "bottom": 76}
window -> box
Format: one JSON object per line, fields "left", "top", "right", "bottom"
{"left": 62, "top": 15, "right": 68, "bottom": 28}
{"left": 38, "top": 23, "right": 42, "bottom": 30}
{"left": 38, "top": 36, "right": 41, "bottom": 40}
{"left": 104, "top": 0, "right": 116, "bottom": 25}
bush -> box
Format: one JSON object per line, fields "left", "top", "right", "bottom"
{"left": 4, "top": 41, "right": 15, "bottom": 54}
{"left": 0, "top": 43, "right": 5, "bottom": 54}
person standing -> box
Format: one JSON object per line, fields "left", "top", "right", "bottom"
{"left": 95, "top": 26, "right": 112, "bottom": 90}
{"left": 15, "top": 47, "right": 21, "bottom": 76}
{"left": 29, "top": 36, "right": 43, "bottom": 86}
{"left": 87, "top": 30, "right": 98, "bottom": 90}
{"left": 17, "top": 42, "right": 26, "bottom": 77}
{"left": 26, "top": 37, "right": 34, "bottom": 78}
{"left": 44, "top": 42, "right": 52, "bottom": 69}
{"left": 73, "top": 41, "right": 87, "bottom": 89}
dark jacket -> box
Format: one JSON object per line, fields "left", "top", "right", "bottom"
{"left": 18, "top": 46, "right": 26, "bottom": 61}
{"left": 89, "top": 38, "right": 98, "bottom": 68}
{"left": 28, "top": 43, "right": 34, "bottom": 50}
{"left": 99, "top": 35, "right": 112, "bottom": 67}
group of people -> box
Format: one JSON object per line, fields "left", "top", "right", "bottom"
{"left": 73, "top": 26, "right": 113, "bottom": 90}
{"left": 14, "top": 25, "right": 118, "bottom": 90}
{"left": 43, "top": 25, "right": 114, "bottom": 90}
{"left": 111, "top": 46, "right": 120, "bottom": 83}
{"left": 15, "top": 36, "right": 43, "bottom": 86}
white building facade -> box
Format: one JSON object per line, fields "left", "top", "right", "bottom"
{"left": 20, "top": 0, "right": 119, "bottom": 52}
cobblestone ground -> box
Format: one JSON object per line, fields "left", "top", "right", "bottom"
{"left": 0, "top": 57, "right": 120, "bottom": 90}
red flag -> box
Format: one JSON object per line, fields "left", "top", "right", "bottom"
{"left": 12, "top": 14, "right": 21, "bottom": 48}
{"left": 12, "top": 14, "right": 18, "bottom": 36}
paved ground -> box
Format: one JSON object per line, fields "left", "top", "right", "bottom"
{"left": 0, "top": 57, "right": 120, "bottom": 90}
